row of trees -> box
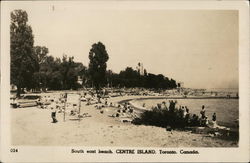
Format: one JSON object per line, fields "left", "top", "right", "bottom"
{"left": 10, "top": 10, "right": 87, "bottom": 96}
{"left": 106, "top": 67, "right": 177, "bottom": 89}
{"left": 11, "top": 9, "right": 177, "bottom": 97}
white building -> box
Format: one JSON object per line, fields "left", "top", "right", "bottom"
{"left": 178, "top": 82, "right": 184, "bottom": 88}
{"left": 77, "top": 76, "right": 83, "bottom": 85}
{"left": 136, "top": 62, "right": 144, "bottom": 76}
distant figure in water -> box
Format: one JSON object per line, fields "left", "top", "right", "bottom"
{"left": 169, "top": 100, "right": 177, "bottom": 112}
{"left": 200, "top": 105, "right": 206, "bottom": 119}
{"left": 211, "top": 112, "right": 217, "bottom": 128}
{"left": 162, "top": 101, "right": 168, "bottom": 110}
{"left": 183, "top": 106, "right": 188, "bottom": 118}
{"left": 212, "top": 112, "right": 216, "bottom": 121}
{"left": 205, "top": 116, "right": 209, "bottom": 126}
{"left": 184, "top": 107, "right": 190, "bottom": 124}
{"left": 51, "top": 107, "right": 58, "bottom": 123}
{"left": 181, "top": 106, "right": 185, "bottom": 115}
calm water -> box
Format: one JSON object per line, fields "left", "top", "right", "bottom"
{"left": 134, "top": 98, "right": 239, "bottom": 128}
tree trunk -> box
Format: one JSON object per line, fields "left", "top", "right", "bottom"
{"left": 16, "top": 86, "right": 21, "bottom": 98}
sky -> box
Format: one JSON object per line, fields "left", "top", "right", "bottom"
{"left": 6, "top": 2, "right": 239, "bottom": 89}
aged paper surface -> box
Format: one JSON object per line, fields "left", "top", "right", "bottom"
{"left": 1, "top": 1, "right": 249, "bottom": 162}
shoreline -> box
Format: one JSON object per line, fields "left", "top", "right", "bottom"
{"left": 11, "top": 93, "right": 239, "bottom": 147}
{"left": 126, "top": 97, "right": 239, "bottom": 129}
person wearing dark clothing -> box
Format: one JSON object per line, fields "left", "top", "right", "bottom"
{"left": 191, "top": 114, "right": 199, "bottom": 126}
{"left": 212, "top": 112, "right": 216, "bottom": 122}
{"left": 169, "top": 100, "right": 177, "bottom": 112}
{"left": 51, "top": 107, "right": 58, "bottom": 123}
{"left": 200, "top": 105, "right": 206, "bottom": 119}
{"left": 184, "top": 107, "right": 190, "bottom": 125}
{"left": 211, "top": 112, "right": 218, "bottom": 128}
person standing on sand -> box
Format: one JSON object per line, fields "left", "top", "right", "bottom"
{"left": 51, "top": 106, "right": 58, "bottom": 123}
{"left": 105, "top": 99, "right": 108, "bottom": 106}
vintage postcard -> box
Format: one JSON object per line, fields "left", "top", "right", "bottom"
{"left": 0, "top": 0, "right": 249, "bottom": 162}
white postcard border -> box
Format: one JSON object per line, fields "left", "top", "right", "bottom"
{"left": 1, "top": 1, "right": 249, "bottom": 162}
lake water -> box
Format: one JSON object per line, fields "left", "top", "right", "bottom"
{"left": 134, "top": 98, "right": 239, "bottom": 128}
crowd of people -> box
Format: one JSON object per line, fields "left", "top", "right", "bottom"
{"left": 17, "top": 90, "right": 219, "bottom": 128}
{"left": 36, "top": 94, "right": 68, "bottom": 123}
{"left": 133, "top": 100, "right": 218, "bottom": 129}
{"left": 34, "top": 91, "right": 134, "bottom": 123}
{"left": 152, "top": 100, "right": 218, "bottom": 127}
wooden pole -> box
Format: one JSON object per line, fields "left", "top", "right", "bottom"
{"left": 79, "top": 93, "right": 81, "bottom": 122}
{"left": 64, "top": 93, "right": 67, "bottom": 122}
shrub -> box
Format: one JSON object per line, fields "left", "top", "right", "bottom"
{"left": 132, "top": 100, "right": 201, "bottom": 129}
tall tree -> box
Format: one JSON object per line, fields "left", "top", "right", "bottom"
{"left": 33, "top": 46, "right": 49, "bottom": 64}
{"left": 10, "top": 10, "right": 37, "bottom": 97}
{"left": 88, "top": 42, "right": 109, "bottom": 90}
{"left": 41, "top": 56, "right": 63, "bottom": 90}
{"left": 32, "top": 46, "right": 49, "bottom": 90}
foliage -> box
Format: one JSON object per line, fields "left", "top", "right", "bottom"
{"left": 88, "top": 42, "right": 109, "bottom": 90}
{"left": 10, "top": 9, "right": 178, "bottom": 94}
{"left": 106, "top": 67, "right": 177, "bottom": 89}
{"left": 10, "top": 9, "right": 37, "bottom": 96}
{"left": 132, "top": 101, "right": 200, "bottom": 129}
{"left": 33, "top": 46, "right": 49, "bottom": 64}
{"left": 39, "top": 55, "right": 86, "bottom": 90}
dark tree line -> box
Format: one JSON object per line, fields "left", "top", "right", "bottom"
{"left": 10, "top": 10, "right": 86, "bottom": 96}
{"left": 10, "top": 9, "right": 177, "bottom": 97}
{"left": 106, "top": 67, "right": 177, "bottom": 89}
{"left": 37, "top": 55, "right": 86, "bottom": 91}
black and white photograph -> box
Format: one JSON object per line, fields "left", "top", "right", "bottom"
{"left": 0, "top": 1, "right": 249, "bottom": 162}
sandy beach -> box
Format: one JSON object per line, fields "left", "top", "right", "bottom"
{"left": 11, "top": 94, "right": 238, "bottom": 147}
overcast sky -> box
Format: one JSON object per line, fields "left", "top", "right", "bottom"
{"left": 7, "top": 2, "right": 239, "bottom": 89}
